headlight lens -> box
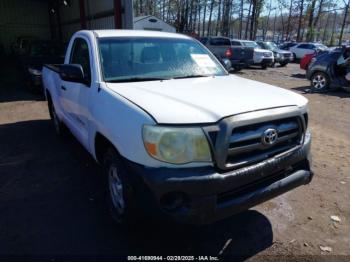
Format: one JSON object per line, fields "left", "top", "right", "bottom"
{"left": 143, "top": 125, "right": 212, "bottom": 164}
{"left": 28, "top": 68, "right": 42, "bottom": 76}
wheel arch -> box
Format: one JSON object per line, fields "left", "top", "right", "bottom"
{"left": 94, "top": 132, "right": 119, "bottom": 164}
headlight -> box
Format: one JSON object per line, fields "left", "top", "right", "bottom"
{"left": 276, "top": 53, "right": 280, "bottom": 58}
{"left": 143, "top": 125, "right": 212, "bottom": 164}
{"left": 28, "top": 68, "right": 42, "bottom": 76}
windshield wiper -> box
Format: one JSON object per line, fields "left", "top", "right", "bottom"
{"left": 172, "top": 75, "right": 212, "bottom": 79}
{"left": 107, "top": 77, "right": 169, "bottom": 83}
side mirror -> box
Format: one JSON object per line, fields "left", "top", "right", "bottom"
{"left": 221, "top": 58, "right": 232, "bottom": 71}
{"left": 59, "top": 64, "right": 88, "bottom": 85}
{"left": 214, "top": 54, "right": 232, "bottom": 71}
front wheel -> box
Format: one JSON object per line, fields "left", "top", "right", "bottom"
{"left": 261, "top": 64, "right": 267, "bottom": 69}
{"left": 310, "top": 72, "right": 330, "bottom": 92}
{"left": 233, "top": 66, "right": 242, "bottom": 72}
{"left": 103, "top": 148, "right": 137, "bottom": 225}
{"left": 279, "top": 61, "right": 288, "bottom": 67}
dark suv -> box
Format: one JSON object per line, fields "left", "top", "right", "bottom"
{"left": 306, "top": 47, "right": 350, "bottom": 92}
{"left": 257, "top": 41, "right": 293, "bottom": 67}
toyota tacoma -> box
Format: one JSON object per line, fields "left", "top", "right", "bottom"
{"left": 42, "top": 30, "right": 312, "bottom": 225}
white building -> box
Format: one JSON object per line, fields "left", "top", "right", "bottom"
{"left": 133, "top": 15, "right": 176, "bottom": 33}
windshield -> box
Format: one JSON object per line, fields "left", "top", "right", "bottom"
{"left": 98, "top": 37, "right": 227, "bottom": 82}
{"left": 242, "top": 41, "right": 259, "bottom": 48}
{"left": 264, "top": 42, "right": 279, "bottom": 51}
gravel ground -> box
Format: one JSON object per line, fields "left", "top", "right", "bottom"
{"left": 0, "top": 62, "right": 349, "bottom": 261}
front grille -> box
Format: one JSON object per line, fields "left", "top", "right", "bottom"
{"left": 283, "top": 53, "right": 292, "bottom": 58}
{"left": 264, "top": 52, "right": 272, "bottom": 57}
{"left": 225, "top": 117, "right": 303, "bottom": 169}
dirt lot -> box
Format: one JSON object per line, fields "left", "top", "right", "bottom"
{"left": 0, "top": 62, "right": 349, "bottom": 261}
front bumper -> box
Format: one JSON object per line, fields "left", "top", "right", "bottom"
{"left": 29, "top": 74, "right": 42, "bottom": 86}
{"left": 125, "top": 134, "right": 312, "bottom": 225}
{"left": 254, "top": 57, "right": 274, "bottom": 65}
{"left": 276, "top": 56, "right": 293, "bottom": 63}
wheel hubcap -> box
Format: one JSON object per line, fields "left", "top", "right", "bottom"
{"left": 108, "top": 166, "right": 125, "bottom": 214}
{"left": 312, "top": 75, "right": 326, "bottom": 89}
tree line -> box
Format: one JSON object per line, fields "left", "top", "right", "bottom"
{"left": 133, "top": 0, "right": 350, "bottom": 45}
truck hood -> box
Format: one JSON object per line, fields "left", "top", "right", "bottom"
{"left": 254, "top": 48, "right": 273, "bottom": 54}
{"left": 106, "top": 75, "right": 307, "bottom": 124}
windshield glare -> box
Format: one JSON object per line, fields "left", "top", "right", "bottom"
{"left": 98, "top": 37, "right": 226, "bottom": 82}
{"left": 265, "top": 42, "right": 278, "bottom": 51}
{"left": 242, "top": 41, "right": 259, "bottom": 48}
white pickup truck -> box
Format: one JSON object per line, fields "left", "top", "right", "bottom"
{"left": 43, "top": 30, "right": 313, "bottom": 225}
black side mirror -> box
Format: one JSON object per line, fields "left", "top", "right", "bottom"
{"left": 59, "top": 64, "right": 88, "bottom": 85}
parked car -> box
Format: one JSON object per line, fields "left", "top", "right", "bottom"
{"left": 11, "top": 36, "right": 38, "bottom": 56}
{"left": 18, "top": 40, "right": 65, "bottom": 92}
{"left": 200, "top": 36, "right": 254, "bottom": 71}
{"left": 279, "top": 42, "right": 297, "bottom": 50}
{"left": 257, "top": 41, "right": 293, "bottom": 67}
{"left": 306, "top": 47, "right": 350, "bottom": 92}
{"left": 43, "top": 30, "right": 312, "bottom": 226}
{"left": 231, "top": 39, "right": 274, "bottom": 69}
{"left": 300, "top": 53, "right": 315, "bottom": 70}
{"left": 301, "top": 48, "right": 340, "bottom": 70}
{"left": 289, "top": 43, "right": 328, "bottom": 60}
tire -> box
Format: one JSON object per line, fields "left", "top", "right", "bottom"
{"left": 26, "top": 79, "right": 36, "bottom": 93}
{"left": 103, "top": 148, "right": 137, "bottom": 225}
{"left": 233, "top": 66, "right": 242, "bottom": 72}
{"left": 310, "top": 72, "right": 330, "bottom": 92}
{"left": 261, "top": 64, "right": 267, "bottom": 69}
{"left": 279, "top": 62, "right": 288, "bottom": 67}
{"left": 293, "top": 53, "right": 297, "bottom": 62}
{"left": 48, "top": 100, "right": 66, "bottom": 137}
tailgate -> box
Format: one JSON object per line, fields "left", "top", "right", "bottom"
{"left": 208, "top": 46, "right": 231, "bottom": 58}
{"left": 231, "top": 47, "right": 254, "bottom": 60}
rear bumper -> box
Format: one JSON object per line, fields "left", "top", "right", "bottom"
{"left": 277, "top": 56, "right": 293, "bottom": 63}
{"left": 29, "top": 74, "right": 42, "bottom": 86}
{"left": 125, "top": 133, "right": 312, "bottom": 225}
{"left": 230, "top": 59, "right": 254, "bottom": 68}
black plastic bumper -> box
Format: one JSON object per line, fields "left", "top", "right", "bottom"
{"left": 124, "top": 135, "right": 312, "bottom": 225}
{"left": 260, "top": 58, "right": 274, "bottom": 65}
{"left": 29, "top": 74, "right": 42, "bottom": 86}
{"left": 277, "top": 57, "right": 293, "bottom": 63}
{"left": 230, "top": 59, "right": 254, "bottom": 68}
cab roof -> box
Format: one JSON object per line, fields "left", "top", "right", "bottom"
{"left": 92, "top": 30, "right": 190, "bottom": 39}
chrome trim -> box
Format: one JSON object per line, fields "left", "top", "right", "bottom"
{"left": 203, "top": 106, "right": 308, "bottom": 171}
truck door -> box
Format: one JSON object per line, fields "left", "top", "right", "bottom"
{"left": 60, "top": 37, "right": 92, "bottom": 147}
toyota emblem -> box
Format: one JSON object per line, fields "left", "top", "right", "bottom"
{"left": 262, "top": 128, "right": 278, "bottom": 146}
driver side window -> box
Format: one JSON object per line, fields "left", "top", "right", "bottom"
{"left": 70, "top": 38, "right": 91, "bottom": 84}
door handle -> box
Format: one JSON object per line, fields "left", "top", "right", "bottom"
{"left": 61, "top": 85, "right": 67, "bottom": 91}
